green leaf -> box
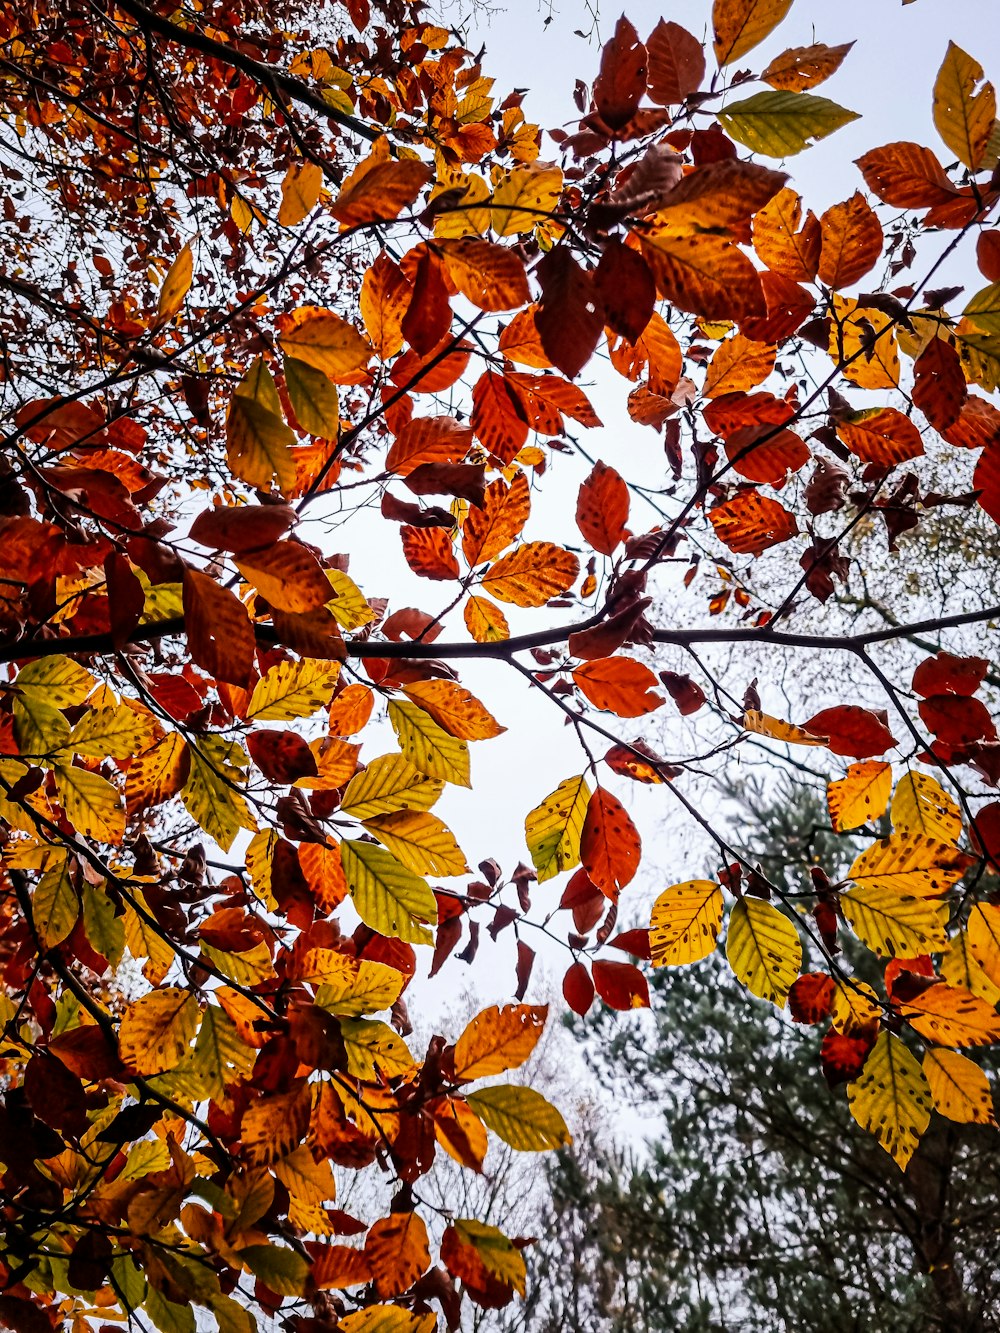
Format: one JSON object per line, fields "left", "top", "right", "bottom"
{"left": 339, "top": 1017, "right": 414, "bottom": 1079}
{"left": 283, "top": 355, "right": 341, "bottom": 437}
{"left": 226, "top": 393, "right": 297, "bottom": 494}
{"left": 82, "top": 880, "right": 125, "bottom": 968}
{"left": 965, "top": 284, "right": 1000, "bottom": 336}
{"left": 717, "top": 90, "right": 859, "bottom": 157}
{"left": 34, "top": 857, "right": 78, "bottom": 950}
{"left": 524, "top": 775, "right": 591, "bottom": 882}
{"left": 15, "top": 655, "right": 95, "bottom": 706}
{"left": 341, "top": 838, "right": 438, "bottom": 945}
{"left": 181, "top": 739, "right": 254, "bottom": 853}
{"left": 467, "top": 1084, "right": 571, "bottom": 1152}
{"left": 388, "top": 699, "right": 471, "bottom": 787}
{"left": 238, "top": 1245, "right": 309, "bottom": 1297}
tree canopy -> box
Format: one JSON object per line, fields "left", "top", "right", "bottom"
{"left": 1, "top": 0, "right": 1000, "bottom": 1330}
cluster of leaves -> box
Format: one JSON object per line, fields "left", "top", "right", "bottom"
{"left": 0, "top": 0, "right": 1000, "bottom": 1329}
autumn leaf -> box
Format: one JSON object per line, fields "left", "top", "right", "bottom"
{"left": 848, "top": 1032, "right": 931, "bottom": 1170}
{"left": 451, "top": 1004, "right": 547, "bottom": 1081}
{"left": 725, "top": 897, "right": 801, "bottom": 1006}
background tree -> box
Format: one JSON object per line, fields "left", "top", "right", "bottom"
{"left": 524, "top": 778, "right": 1000, "bottom": 1333}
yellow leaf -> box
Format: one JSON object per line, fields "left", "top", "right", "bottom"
{"left": 236, "top": 355, "right": 282, "bottom": 415}
{"left": 338, "top": 1311, "right": 436, "bottom": 1333}
{"left": 712, "top": 0, "right": 793, "bottom": 66}
{"left": 491, "top": 165, "right": 563, "bottom": 236}
{"left": 890, "top": 772, "right": 962, "bottom": 844}
{"left": 525, "top": 775, "right": 591, "bottom": 882}
{"left": 244, "top": 828, "right": 279, "bottom": 912}
{"left": 388, "top": 699, "right": 470, "bottom": 787}
{"left": 183, "top": 1003, "right": 255, "bottom": 1101}
{"left": 362, "top": 809, "right": 469, "bottom": 877}
{"left": 649, "top": 880, "right": 724, "bottom": 967}
{"left": 967, "top": 903, "right": 1000, "bottom": 987}
{"left": 273, "top": 1144, "right": 335, "bottom": 1206}
{"left": 283, "top": 355, "right": 340, "bottom": 437}
{"left": 226, "top": 393, "right": 297, "bottom": 495}
{"left": 464, "top": 594, "right": 510, "bottom": 642}
{"left": 55, "top": 765, "right": 124, "bottom": 844}
{"left": 341, "top": 753, "right": 444, "bottom": 820}
{"left": 467, "top": 1084, "right": 570, "bottom": 1152}
{"left": 725, "top": 897, "right": 801, "bottom": 1007}
{"left": 923, "top": 1048, "right": 997, "bottom": 1125}
{"left": 34, "top": 857, "right": 78, "bottom": 950}
{"left": 341, "top": 838, "right": 438, "bottom": 945}
{"left": 898, "top": 982, "right": 1000, "bottom": 1047}
{"left": 452, "top": 1003, "right": 547, "bottom": 1081}
{"left": 932, "top": 41, "right": 996, "bottom": 170}
{"left": 278, "top": 308, "right": 372, "bottom": 381}
{"left": 941, "top": 928, "right": 1000, "bottom": 1005}
{"left": 840, "top": 887, "right": 948, "bottom": 957}
{"left": 325, "top": 569, "right": 376, "bottom": 630}
{"left": 124, "top": 892, "right": 174, "bottom": 984}
{"left": 830, "top": 978, "right": 881, "bottom": 1034}
{"left": 157, "top": 240, "right": 194, "bottom": 321}
{"left": 340, "top": 1017, "right": 415, "bottom": 1080}
{"left": 315, "top": 955, "right": 405, "bottom": 1017}
{"left": 742, "top": 710, "right": 826, "bottom": 746}
{"left": 704, "top": 333, "right": 776, "bottom": 397}
{"left": 848, "top": 831, "right": 968, "bottom": 898}
{"left": 433, "top": 172, "right": 491, "bottom": 238}
{"left": 182, "top": 738, "right": 254, "bottom": 853}
{"left": 402, "top": 679, "right": 506, "bottom": 740}
{"left": 82, "top": 880, "right": 125, "bottom": 969}
{"left": 70, "top": 705, "right": 158, "bottom": 761}
{"left": 278, "top": 161, "right": 323, "bottom": 227}
{"left": 16, "top": 655, "right": 95, "bottom": 706}
{"left": 481, "top": 542, "right": 578, "bottom": 607}
{"left": 13, "top": 697, "right": 69, "bottom": 756}
{"left": 247, "top": 659, "right": 341, "bottom": 721}
{"left": 119, "top": 987, "right": 200, "bottom": 1076}
{"left": 848, "top": 1031, "right": 930, "bottom": 1170}
{"left": 827, "top": 761, "right": 892, "bottom": 832}
{"left": 830, "top": 296, "right": 899, "bottom": 390}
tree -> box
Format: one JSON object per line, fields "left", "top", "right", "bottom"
{"left": 0, "top": 0, "right": 999, "bottom": 1329}
{"left": 524, "top": 779, "right": 1000, "bottom": 1332}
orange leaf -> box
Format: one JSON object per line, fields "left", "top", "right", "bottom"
{"left": 762, "top": 41, "right": 854, "bottom": 91}
{"left": 278, "top": 161, "right": 323, "bottom": 227}
{"left": 573, "top": 657, "right": 663, "bottom": 717}
{"left": 436, "top": 238, "right": 530, "bottom": 311}
{"left": 182, "top": 568, "right": 255, "bottom": 687}
{"left": 385, "top": 415, "right": 473, "bottom": 475}
{"left": 581, "top": 788, "right": 642, "bottom": 900}
{"left": 402, "top": 679, "right": 506, "bottom": 739}
{"left": 608, "top": 311, "right": 683, "bottom": 396}
{"left": 471, "top": 370, "right": 530, "bottom": 464}
{"left": 481, "top": 542, "right": 578, "bottom": 607}
{"left": 709, "top": 490, "right": 798, "bottom": 555}
{"left": 704, "top": 333, "right": 776, "bottom": 398}
{"left": 752, "top": 187, "right": 820, "bottom": 282}
{"left": 855, "top": 141, "right": 958, "bottom": 209}
{"left": 462, "top": 471, "right": 531, "bottom": 566}
{"left": 464, "top": 595, "right": 510, "bottom": 642}
{"left": 498, "top": 307, "right": 552, "bottom": 368}
{"left": 452, "top": 1003, "right": 547, "bottom": 1080}
{"left": 576, "top": 461, "right": 630, "bottom": 555}
{"left": 725, "top": 424, "right": 810, "bottom": 485}
{"left": 818, "top": 193, "right": 883, "bottom": 289}
{"left": 836, "top": 408, "right": 924, "bottom": 467}
{"left": 360, "top": 251, "right": 412, "bottom": 360}
{"left": 278, "top": 307, "right": 372, "bottom": 383}
{"left": 330, "top": 158, "right": 430, "bottom": 226}
{"left": 804, "top": 706, "right": 897, "bottom": 758}
{"left": 298, "top": 842, "right": 348, "bottom": 913}
{"left": 236, "top": 542, "right": 333, "bottom": 613}
{"left": 638, "top": 230, "right": 765, "bottom": 321}
{"left": 827, "top": 761, "right": 893, "bottom": 832}
{"left": 328, "top": 684, "right": 375, "bottom": 736}
{"left": 401, "top": 525, "right": 459, "bottom": 580}
{"left": 365, "top": 1211, "right": 431, "bottom": 1299}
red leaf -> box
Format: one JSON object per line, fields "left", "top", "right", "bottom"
{"left": 246, "top": 730, "right": 318, "bottom": 784}
{"left": 576, "top": 461, "right": 630, "bottom": 555}
{"left": 592, "top": 959, "right": 649, "bottom": 1010}
{"left": 659, "top": 670, "right": 706, "bottom": 715}
{"left": 803, "top": 705, "right": 897, "bottom": 758}
{"left": 607, "top": 928, "right": 652, "bottom": 959}
{"left": 918, "top": 694, "right": 997, "bottom": 746}
{"left": 912, "top": 651, "right": 989, "bottom": 698}
{"left": 401, "top": 247, "right": 451, "bottom": 354}
{"left": 821, "top": 1027, "right": 876, "bottom": 1087}
{"left": 563, "top": 961, "right": 595, "bottom": 1015}
{"left": 593, "top": 16, "right": 647, "bottom": 130}
{"left": 979, "top": 231, "right": 1000, "bottom": 282}
{"left": 559, "top": 867, "right": 605, "bottom": 935}
{"left": 581, "top": 789, "right": 641, "bottom": 901}
{"left": 535, "top": 249, "right": 604, "bottom": 379}
{"left": 400, "top": 526, "right": 460, "bottom": 580}
{"left": 189, "top": 503, "right": 296, "bottom": 552}
{"left": 593, "top": 240, "right": 656, "bottom": 343}
{"left": 971, "top": 801, "right": 1000, "bottom": 872}
{"left": 646, "top": 19, "right": 705, "bottom": 104}
{"left": 788, "top": 972, "right": 835, "bottom": 1025}
{"left": 912, "top": 339, "right": 967, "bottom": 432}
